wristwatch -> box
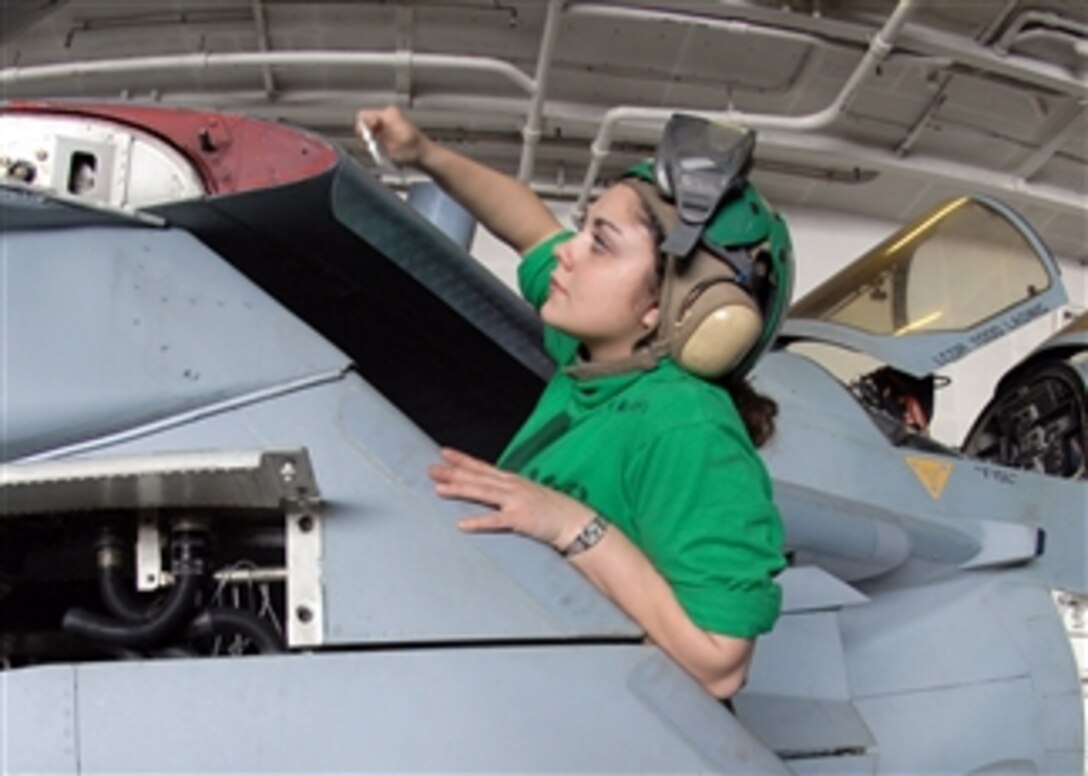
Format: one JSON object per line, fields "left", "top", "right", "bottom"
{"left": 561, "top": 514, "right": 609, "bottom": 558}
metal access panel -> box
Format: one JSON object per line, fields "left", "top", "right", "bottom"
{"left": 0, "top": 449, "right": 324, "bottom": 647}
{"left": 0, "top": 221, "right": 349, "bottom": 462}
{"left": 0, "top": 645, "right": 786, "bottom": 773}
{"left": 77, "top": 374, "right": 643, "bottom": 644}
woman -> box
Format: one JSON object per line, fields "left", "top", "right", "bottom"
{"left": 356, "top": 106, "right": 786, "bottom": 699}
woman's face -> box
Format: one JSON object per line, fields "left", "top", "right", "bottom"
{"left": 541, "top": 184, "right": 660, "bottom": 362}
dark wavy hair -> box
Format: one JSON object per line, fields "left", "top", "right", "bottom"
{"left": 722, "top": 375, "right": 778, "bottom": 448}
{"left": 625, "top": 181, "right": 778, "bottom": 447}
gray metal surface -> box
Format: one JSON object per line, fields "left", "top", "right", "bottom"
{"left": 0, "top": 665, "right": 78, "bottom": 774}
{"left": 2, "top": 646, "right": 784, "bottom": 773}
{"left": 0, "top": 222, "right": 348, "bottom": 462}
{"left": 63, "top": 373, "right": 640, "bottom": 643}
{"left": 841, "top": 570, "right": 1084, "bottom": 772}
{"left": 757, "top": 350, "right": 1088, "bottom": 594}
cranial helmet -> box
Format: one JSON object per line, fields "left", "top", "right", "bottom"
{"left": 622, "top": 114, "right": 794, "bottom": 379}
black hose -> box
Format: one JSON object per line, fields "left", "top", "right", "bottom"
{"left": 187, "top": 607, "right": 284, "bottom": 654}
{"left": 62, "top": 571, "right": 204, "bottom": 649}
{"left": 94, "top": 527, "right": 161, "bottom": 622}
{"left": 99, "top": 564, "right": 158, "bottom": 622}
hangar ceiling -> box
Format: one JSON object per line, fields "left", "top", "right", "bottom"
{"left": 1, "top": 0, "right": 1086, "bottom": 265}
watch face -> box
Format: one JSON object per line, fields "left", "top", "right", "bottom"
{"left": 565, "top": 515, "right": 608, "bottom": 557}
{"left": 583, "top": 519, "right": 606, "bottom": 545}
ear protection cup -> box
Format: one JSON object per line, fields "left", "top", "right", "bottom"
{"left": 673, "top": 281, "right": 762, "bottom": 377}
{"left": 659, "top": 246, "right": 763, "bottom": 378}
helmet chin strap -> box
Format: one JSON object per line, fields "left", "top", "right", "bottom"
{"left": 562, "top": 249, "right": 679, "bottom": 381}
{"left": 563, "top": 344, "right": 665, "bottom": 380}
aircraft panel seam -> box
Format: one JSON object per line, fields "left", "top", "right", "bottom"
{"left": 15, "top": 367, "right": 350, "bottom": 464}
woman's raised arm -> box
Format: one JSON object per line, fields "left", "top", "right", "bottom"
{"left": 356, "top": 106, "right": 562, "bottom": 254}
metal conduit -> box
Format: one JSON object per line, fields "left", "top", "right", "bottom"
{"left": 388, "top": 92, "right": 1086, "bottom": 218}
{"left": 567, "top": 3, "right": 834, "bottom": 46}
{"left": 573, "top": 0, "right": 919, "bottom": 215}
{"left": 567, "top": 2, "right": 832, "bottom": 100}
{"left": 756, "top": 127, "right": 1087, "bottom": 217}
{"left": 995, "top": 9, "right": 1088, "bottom": 55}
{"left": 1015, "top": 103, "right": 1088, "bottom": 180}
{"left": 250, "top": 0, "right": 276, "bottom": 98}
{"left": 0, "top": 50, "right": 537, "bottom": 94}
{"left": 517, "top": 0, "right": 563, "bottom": 183}
{"left": 568, "top": 1, "right": 1084, "bottom": 97}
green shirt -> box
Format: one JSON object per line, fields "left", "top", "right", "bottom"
{"left": 498, "top": 232, "right": 785, "bottom": 639}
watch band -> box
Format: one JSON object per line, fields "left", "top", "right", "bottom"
{"left": 560, "top": 514, "right": 609, "bottom": 558}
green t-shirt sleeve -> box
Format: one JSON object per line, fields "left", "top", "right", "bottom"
{"left": 627, "top": 422, "right": 785, "bottom": 639}
{"left": 519, "top": 231, "right": 580, "bottom": 366}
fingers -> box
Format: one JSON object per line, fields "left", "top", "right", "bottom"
{"left": 457, "top": 513, "right": 510, "bottom": 533}
{"left": 439, "top": 447, "right": 494, "bottom": 472}
{"left": 355, "top": 109, "right": 382, "bottom": 137}
{"left": 430, "top": 462, "right": 512, "bottom": 506}
{"left": 430, "top": 448, "right": 518, "bottom": 531}
{"left": 434, "top": 448, "right": 514, "bottom": 484}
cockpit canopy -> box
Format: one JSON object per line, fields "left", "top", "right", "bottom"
{"left": 782, "top": 196, "right": 1067, "bottom": 379}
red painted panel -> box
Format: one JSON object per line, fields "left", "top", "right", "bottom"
{"left": 2, "top": 100, "right": 339, "bottom": 195}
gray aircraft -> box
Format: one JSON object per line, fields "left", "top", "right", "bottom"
{"left": 1, "top": 102, "right": 1084, "bottom": 773}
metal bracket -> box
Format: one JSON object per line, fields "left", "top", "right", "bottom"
{"left": 135, "top": 513, "right": 164, "bottom": 591}
{"left": 286, "top": 496, "right": 323, "bottom": 648}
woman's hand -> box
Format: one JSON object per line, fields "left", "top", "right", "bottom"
{"left": 354, "top": 105, "right": 561, "bottom": 253}
{"left": 429, "top": 448, "right": 595, "bottom": 551}
{"left": 428, "top": 448, "right": 755, "bottom": 698}
{"left": 355, "top": 105, "right": 431, "bottom": 167}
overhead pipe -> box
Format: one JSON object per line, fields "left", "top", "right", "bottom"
{"left": 250, "top": 0, "right": 277, "bottom": 98}
{"left": 567, "top": 3, "right": 835, "bottom": 47}
{"left": 898, "top": 6, "right": 1087, "bottom": 162}
{"left": 370, "top": 92, "right": 1087, "bottom": 217}
{"left": 896, "top": 22, "right": 1083, "bottom": 97}
{"left": 393, "top": 7, "right": 414, "bottom": 100}
{"left": 994, "top": 9, "right": 1088, "bottom": 56}
{"left": 1014, "top": 102, "right": 1088, "bottom": 180}
{"left": 567, "top": 3, "right": 831, "bottom": 99}
{"left": 976, "top": 0, "right": 1023, "bottom": 46}
{"left": 896, "top": 0, "right": 1010, "bottom": 162}
{"left": 0, "top": 50, "right": 537, "bottom": 94}
{"left": 572, "top": 0, "right": 1084, "bottom": 98}
{"left": 894, "top": 72, "right": 951, "bottom": 157}
{"left": 517, "top": 0, "right": 564, "bottom": 183}
{"left": 755, "top": 126, "right": 1087, "bottom": 217}
{"left": 1003, "top": 28, "right": 1088, "bottom": 63}
{"left": 573, "top": 0, "right": 919, "bottom": 215}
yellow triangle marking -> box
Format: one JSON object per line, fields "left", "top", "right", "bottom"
{"left": 905, "top": 456, "right": 954, "bottom": 499}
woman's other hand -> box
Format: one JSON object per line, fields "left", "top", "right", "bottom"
{"left": 355, "top": 105, "right": 431, "bottom": 167}
{"left": 428, "top": 447, "right": 754, "bottom": 698}
{"left": 429, "top": 447, "right": 594, "bottom": 552}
